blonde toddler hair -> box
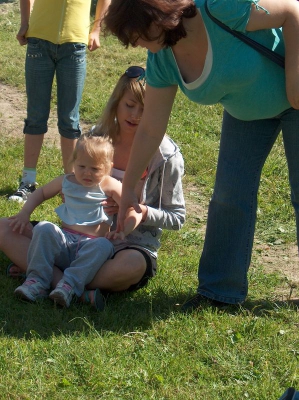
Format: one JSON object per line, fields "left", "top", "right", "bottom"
{"left": 71, "top": 133, "right": 114, "bottom": 175}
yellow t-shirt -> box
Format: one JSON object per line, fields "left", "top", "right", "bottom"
{"left": 26, "top": 0, "right": 92, "bottom": 45}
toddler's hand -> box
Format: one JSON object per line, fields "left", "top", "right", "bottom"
{"left": 8, "top": 212, "right": 30, "bottom": 234}
{"left": 105, "top": 230, "right": 125, "bottom": 240}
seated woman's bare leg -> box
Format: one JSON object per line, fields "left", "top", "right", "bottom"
{"left": 0, "top": 217, "right": 32, "bottom": 272}
{"left": 86, "top": 249, "right": 147, "bottom": 292}
{"left": 0, "top": 217, "right": 64, "bottom": 285}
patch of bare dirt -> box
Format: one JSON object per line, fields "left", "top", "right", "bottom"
{"left": 0, "top": 82, "right": 90, "bottom": 146}
{"left": 185, "top": 183, "right": 299, "bottom": 300}
{"left": 0, "top": 1, "right": 15, "bottom": 16}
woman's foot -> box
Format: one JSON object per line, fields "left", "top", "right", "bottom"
{"left": 181, "top": 293, "right": 231, "bottom": 312}
{"left": 79, "top": 289, "right": 107, "bottom": 311}
{"left": 6, "top": 263, "right": 26, "bottom": 280}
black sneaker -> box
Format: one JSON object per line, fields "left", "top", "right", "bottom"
{"left": 8, "top": 181, "right": 37, "bottom": 203}
{"left": 181, "top": 293, "right": 231, "bottom": 312}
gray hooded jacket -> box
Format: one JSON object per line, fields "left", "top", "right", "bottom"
{"left": 113, "top": 135, "right": 186, "bottom": 257}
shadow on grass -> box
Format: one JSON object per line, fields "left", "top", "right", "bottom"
{"left": 2, "top": 279, "right": 298, "bottom": 339}
{"left": 1, "top": 249, "right": 297, "bottom": 339}
{"left": 0, "top": 185, "right": 17, "bottom": 198}
{"left": 173, "top": 295, "right": 299, "bottom": 318}
{"left": 0, "top": 274, "right": 190, "bottom": 339}
{"left": 242, "top": 297, "right": 299, "bottom": 315}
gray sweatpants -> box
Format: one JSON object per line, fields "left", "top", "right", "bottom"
{"left": 27, "top": 221, "right": 114, "bottom": 296}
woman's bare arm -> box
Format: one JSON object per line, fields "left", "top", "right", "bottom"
{"left": 117, "top": 84, "right": 178, "bottom": 231}
{"left": 246, "top": 0, "right": 299, "bottom": 108}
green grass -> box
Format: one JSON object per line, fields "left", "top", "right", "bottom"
{"left": 0, "top": 3, "right": 298, "bottom": 399}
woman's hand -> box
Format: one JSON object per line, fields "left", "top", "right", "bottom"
{"left": 105, "top": 230, "right": 125, "bottom": 240}
{"left": 107, "top": 204, "right": 143, "bottom": 239}
{"left": 116, "top": 189, "right": 142, "bottom": 233}
{"left": 88, "top": 31, "right": 101, "bottom": 51}
{"left": 16, "top": 25, "right": 28, "bottom": 46}
{"left": 286, "top": 69, "right": 299, "bottom": 109}
{"left": 102, "top": 197, "right": 119, "bottom": 216}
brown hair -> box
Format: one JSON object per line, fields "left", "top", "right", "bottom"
{"left": 71, "top": 134, "right": 114, "bottom": 174}
{"left": 92, "top": 72, "right": 145, "bottom": 144}
{"left": 103, "top": 0, "right": 197, "bottom": 48}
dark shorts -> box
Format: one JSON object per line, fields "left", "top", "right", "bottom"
{"left": 31, "top": 221, "right": 40, "bottom": 227}
{"left": 112, "top": 246, "right": 157, "bottom": 292}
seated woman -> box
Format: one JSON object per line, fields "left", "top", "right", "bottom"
{"left": 0, "top": 66, "right": 186, "bottom": 309}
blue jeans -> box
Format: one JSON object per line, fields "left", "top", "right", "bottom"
{"left": 198, "top": 108, "right": 299, "bottom": 304}
{"left": 278, "top": 388, "right": 299, "bottom": 400}
{"left": 24, "top": 38, "right": 86, "bottom": 138}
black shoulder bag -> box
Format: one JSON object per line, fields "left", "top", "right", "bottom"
{"left": 204, "top": 1, "right": 285, "bottom": 69}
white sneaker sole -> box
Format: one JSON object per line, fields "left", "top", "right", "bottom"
{"left": 8, "top": 195, "right": 26, "bottom": 203}
{"left": 49, "top": 291, "right": 71, "bottom": 308}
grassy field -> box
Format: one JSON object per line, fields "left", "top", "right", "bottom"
{"left": 0, "top": 2, "right": 298, "bottom": 399}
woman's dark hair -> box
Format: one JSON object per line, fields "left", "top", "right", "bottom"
{"left": 103, "top": 0, "right": 197, "bottom": 48}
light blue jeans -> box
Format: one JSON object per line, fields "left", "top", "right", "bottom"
{"left": 27, "top": 222, "right": 114, "bottom": 296}
{"left": 198, "top": 108, "right": 299, "bottom": 304}
{"left": 24, "top": 38, "right": 86, "bottom": 138}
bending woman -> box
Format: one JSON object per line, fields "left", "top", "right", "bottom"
{"left": 103, "top": 0, "right": 299, "bottom": 308}
{"left": 0, "top": 67, "right": 185, "bottom": 306}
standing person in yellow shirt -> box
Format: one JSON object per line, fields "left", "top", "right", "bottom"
{"left": 9, "top": 0, "right": 110, "bottom": 203}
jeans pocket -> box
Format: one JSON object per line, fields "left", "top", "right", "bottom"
{"left": 71, "top": 43, "right": 86, "bottom": 63}
{"left": 27, "top": 37, "right": 42, "bottom": 58}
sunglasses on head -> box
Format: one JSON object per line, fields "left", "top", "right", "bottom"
{"left": 125, "top": 66, "right": 145, "bottom": 78}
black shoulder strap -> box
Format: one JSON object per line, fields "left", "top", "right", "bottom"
{"left": 204, "top": 1, "right": 285, "bottom": 69}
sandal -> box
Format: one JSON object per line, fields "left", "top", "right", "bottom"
{"left": 81, "top": 289, "right": 107, "bottom": 311}
{"left": 6, "top": 263, "right": 26, "bottom": 280}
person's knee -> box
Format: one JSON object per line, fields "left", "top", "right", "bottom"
{"left": 58, "top": 127, "right": 81, "bottom": 139}
{"left": 91, "top": 254, "right": 147, "bottom": 292}
{"left": 32, "top": 221, "right": 56, "bottom": 237}
{"left": 23, "top": 121, "right": 47, "bottom": 135}
{"left": 120, "top": 252, "right": 147, "bottom": 277}
{"left": 111, "top": 262, "right": 146, "bottom": 283}
{"left": 112, "top": 257, "right": 147, "bottom": 287}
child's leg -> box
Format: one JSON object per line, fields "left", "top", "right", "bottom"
{"left": 27, "top": 221, "right": 70, "bottom": 288}
{"left": 14, "top": 222, "right": 72, "bottom": 302}
{"left": 63, "top": 237, "right": 114, "bottom": 296}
